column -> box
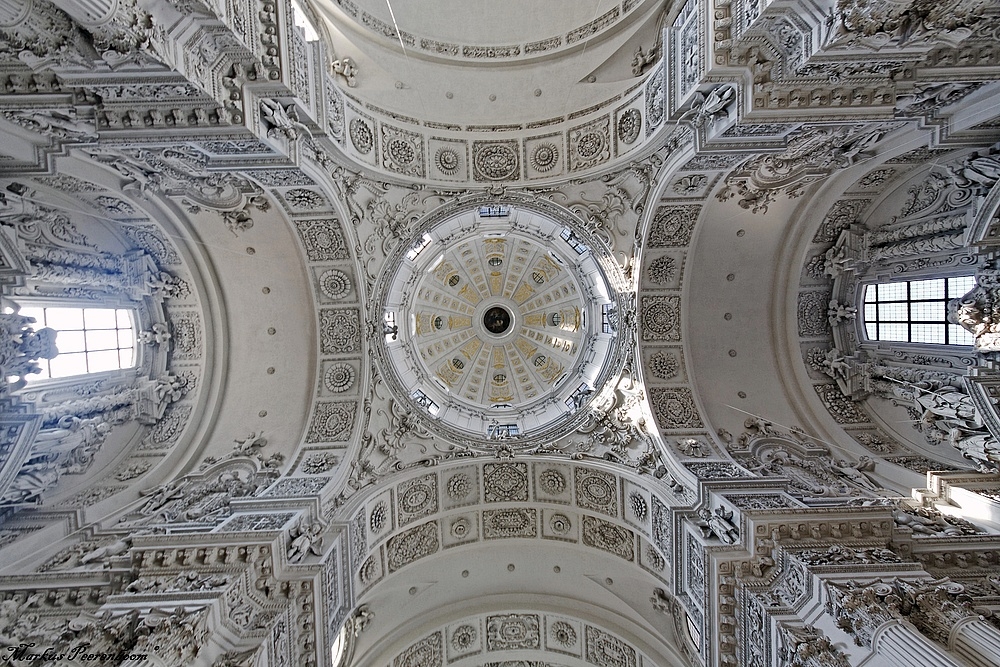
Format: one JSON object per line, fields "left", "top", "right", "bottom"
{"left": 872, "top": 620, "right": 968, "bottom": 667}
{"left": 952, "top": 617, "right": 1000, "bottom": 667}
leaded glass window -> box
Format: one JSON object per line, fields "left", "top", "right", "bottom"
{"left": 863, "top": 277, "right": 975, "bottom": 345}
{"left": 16, "top": 306, "right": 135, "bottom": 380}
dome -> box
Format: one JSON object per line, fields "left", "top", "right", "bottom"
{"left": 375, "top": 200, "right": 626, "bottom": 446}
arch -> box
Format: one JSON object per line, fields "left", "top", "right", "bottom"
{"left": 333, "top": 457, "right": 695, "bottom": 666}
{"left": 362, "top": 601, "right": 684, "bottom": 667}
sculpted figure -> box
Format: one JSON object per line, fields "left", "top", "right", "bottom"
{"left": 260, "top": 98, "right": 313, "bottom": 141}
{"left": 1, "top": 459, "right": 61, "bottom": 504}
{"left": 820, "top": 348, "right": 850, "bottom": 380}
{"left": 832, "top": 456, "right": 881, "bottom": 491}
{"left": 0, "top": 594, "right": 41, "bottom": 646}
{"left": 30, "top": 415, "right": 112, "bottom": 475}
{"left": 135, "top": 479, "right": 185, "bottom": 518}
{"left": 631, "top": 45, "right": 658, "bottom": 77}
{"left": 698, "top": 507, "right": 740, "bottom": 544}
{"left": 949, "top": 150, "right": 1000, "bottom": 190}
{"left": 80, "top": 536, "right": 131, "bottom": 566}
{"left": 700, "top": 84, "right": 736, "bottom": 116}
{"left": 916, "top": 387, "right": 982, "bottom": 432}
{"left": 332, "top": 57, "right": 358, "bottom": 87}
{"left": 287, "top": 519, "right": 325, "bottom": 563}
{"left": 824, "top": 244, "right": 851, "bottom": 278}
{"left": 947, "top": 428, "right": 1000, "bottom": 471}
{"left": 827, "top": 299, "right": 857, "bottom": 325}
{"left": 138, "top": 322, "right": 171, "bottom": 346}
{"left": 893, "top": 506, "right": 970, "bottom": 536}
{"left": 680, "top": 84, "right": 736, "bottom": 126}
{"left": 0, "top": 311, "right": 58, "bottom": 388}
{"left": 155, "top": 373, "right": 187, "bottom": 403}
{"left": 351, "top": 604, "right": 374, "bottom": 636}
{"left": 948, "top": 288, "right": 1000, "bottom": 352}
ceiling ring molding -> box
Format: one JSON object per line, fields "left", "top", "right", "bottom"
{"left": 371, "top": 195, "right": 629, "bottom": 449}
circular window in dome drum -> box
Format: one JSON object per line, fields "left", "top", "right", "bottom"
{"left": 372, "top": 198, "right": 626, "bottom": 449}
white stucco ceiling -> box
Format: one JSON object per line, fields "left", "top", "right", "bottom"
{"left": 309, "top": 0, "right": 663, "bottom": 126}
{"left": 339, "top": 0, "right": 622, "bottom": 45}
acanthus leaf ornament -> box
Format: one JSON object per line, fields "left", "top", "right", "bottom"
{"left": 717, "top": 124, "right": 897, "bottom": 214}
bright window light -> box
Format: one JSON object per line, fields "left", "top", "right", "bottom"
{"left": 330, "top": 625, "right": 348, "bottom": 666}
{"left": 291, "top": 0, "right": 320, "bottom": 42}
{"left": 863, "top": 276, "right": 975, "bottom": 346}
{"left": 16, "top": 306, "right": 135, "bottom": 380}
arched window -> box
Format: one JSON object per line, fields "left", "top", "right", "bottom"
{"left": 330, "top": 624, "right": 348, "bottom": 667}
{"left": 16, "top": 305, "right": 135, "bottom": 380}
{"left": 862, "top": 276, "right": 975, "bottom": 346}
{"left": 290, "top": 0, "right": 320, "bottom": 41}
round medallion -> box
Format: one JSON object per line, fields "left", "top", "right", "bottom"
{"left": 550, "top": 621, "right": 577, "bottom": 647}
{"left": 617, "top": 109, "right": 642, "bottom": 145}
{"left": 549, "top": 513, "right": 571, "bottom": 534}
{"left": 474, "top": 143, "right": 518, "bottom": 180}
{"left": 324, "top": 362, "right": 355, "bottom": 393}
{"left": 576, "top": 131, "right": 606, "bottom": 159}
{"left": 401, "top": 483, "right": 433, "bottom": 513}
{"left": 451, "top": 624, "right": 477, "bottom": 651}
{"left": 483, "top": 306, "right": 512, "bottom": 335}
{"left": 370, "top": 502, "right": 387, "bottom": 532}
{"left": 359, "top": 556, "right": 378, "bottom": 583}
{"left": 447, "top": 473, "right": 471, "bottom": 499}
{"left": 387, "top": 137, "right": 416, "bottom": 166}
{"left": 349, "top": 118, "right": 374, "bottom": 154}
{"left": 583, "top": 477, "right": 614, "bottom": 505}
{"left": 435, "top": 147, "right": 460, "bottom": 175}
{"left": 319, "top": 269, "right": 351, "bottom": 300}
{"left": 374, "top": 200, "right": 625, "bottom": 447}
{"left": 530, "top": 143, "right": 558, "bottom": 172}
{"left": 538, "top": 469, "right": 566, "bottom": 495}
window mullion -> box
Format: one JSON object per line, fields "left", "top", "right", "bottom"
{"left": 862, "top": 276, "right": 973, "bottom": 347}
{"left": 906, "top": 281, "right": 913, "bottom": 343}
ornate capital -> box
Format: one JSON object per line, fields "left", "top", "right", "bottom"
{"left": 778, "top": 624, "right": 851, "bottom": 667}
{"left": 828, "top": 579, "right": 979, "bottom": 647}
